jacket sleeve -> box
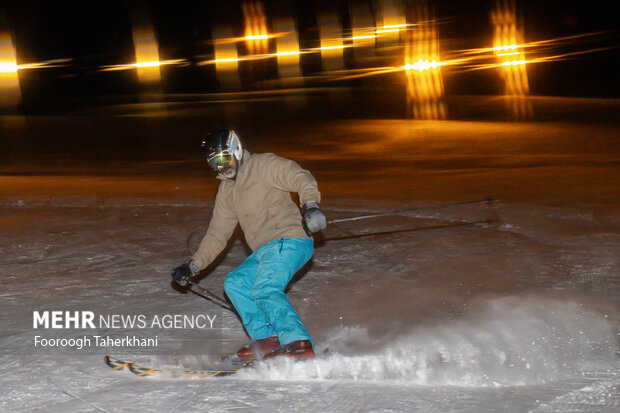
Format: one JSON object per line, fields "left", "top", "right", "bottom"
{"left": 191, "top": 185, "right": 238, "bottom": 271}
{"left": 263, "top": 154, "right": 321, "bottom": 206}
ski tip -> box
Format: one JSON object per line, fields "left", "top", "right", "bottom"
{"left": 103, "top": 355, "right": 133, "bottom": 370}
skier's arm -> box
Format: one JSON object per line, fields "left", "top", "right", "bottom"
{"left": 264, "top": 154, "right": 321, "bottom": 206}
{"left": 191, "top": 187, "right": 238, "bottom": 271}
{"left": 264, "top": 154, "right": 326, "bottom": 234}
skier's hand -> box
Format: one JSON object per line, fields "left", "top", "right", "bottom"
{"left": 171, "top": 261, "right": 199, "bottom": 286}
{"left": 302, "top": 201, "right": 327, "bottom": 236}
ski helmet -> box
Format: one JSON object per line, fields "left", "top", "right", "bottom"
{"left": 201, "top": 129, "right": 243, "bottom": 171}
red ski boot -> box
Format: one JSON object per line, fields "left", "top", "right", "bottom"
{"left": 264, "top": 340, "right": 315, "bottom": 360}
{"left": 235, "top": 336, "right": 281, "bottom": 361}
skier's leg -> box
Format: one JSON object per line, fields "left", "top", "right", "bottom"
{"left": 224, "top": 252, "right": 276, "bottom": 340}
{"left": 250, "top": 238, "right": 314, "bottom": 345}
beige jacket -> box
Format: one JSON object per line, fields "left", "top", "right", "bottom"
{"left": 191, "top": 150, "right": 320, "bottom": 271}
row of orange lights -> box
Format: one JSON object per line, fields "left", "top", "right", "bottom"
{"left": 0, "top": 3, "right": 529, "bottom": 119}
{"left": 0, "top": 35, "right": 527, "bottom": 76}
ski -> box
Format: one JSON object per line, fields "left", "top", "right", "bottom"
{"left": 103, "top": 355, "right": 245, "bottom": 378}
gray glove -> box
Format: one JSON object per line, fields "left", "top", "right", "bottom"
{"left": 302, "top": 201, "right": 327, "bottom": 236}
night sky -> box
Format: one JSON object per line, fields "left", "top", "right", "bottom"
{"left": 2, "top": 0, "right": 618, "bottom": 112}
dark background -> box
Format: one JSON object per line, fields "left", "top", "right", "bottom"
{"left": 2, "top": 0, "right": 618, "bottom": 114}
{"left": 1, "top": 1, "right": 618, "bottom": 166}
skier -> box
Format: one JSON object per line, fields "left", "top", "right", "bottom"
{"left": 171, "top": 129, "right": 327, "bottom": 361}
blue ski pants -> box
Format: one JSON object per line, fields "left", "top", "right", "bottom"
{"left": 223, "top": 238, "right": 314, "bottom": 345}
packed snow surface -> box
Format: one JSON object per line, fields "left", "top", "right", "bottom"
{"left": 1, "top": 116, "right": 619, "bottom": 412}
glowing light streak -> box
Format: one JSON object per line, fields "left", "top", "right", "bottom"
{"left": 437, "top": 33, "right": 615, "bottom": 75}
{"left": 381, "top": 24, "right": 409, "bottom": 29}
{"left": 210, "top": 24, "right": 240, "bottom": 90}
{"left": 501, "top": 60, "right": 527, "bottom": 66}
{"left": 492, "top": 0, "right": 531, "bottom": 120}
{"left": 529, "top": 46, "right": 617, "bottom": 63}
{"left": 0, "top": 61, "right": 17, "bottom": 73}
{"left": 376, "top": 28, "right": 399, "bottom": 34}
{"left": 276, "top": 50, "right": 300, "bottom": 57}
{"left": 493, "top": 44, "right": 519, "bottom": 51}
{"left": 349, "top": 2, "right": 376, "bottom": 62}
{"left": 327, "top": 66, "right": 402, "bottom": 81}
{"left": 350, "top": 34, "right": 377, "bottom": 41}
{"left": 318, "top": 44, "right": 347, "bottom": 51}
{"left": 525, "top": 31, "right": 610, "bottom": 48}
{"left": 101, "top": 59, "right": 185, "bottom": 71}
{"left": 0, "top": 59, "right": 73, "bottom": 73}
{"left": 245, "top": 34, "right": 269, "bottom": 40}
{"left": 376, "top": 24, "right": 410, "bottom": 34}
{"left": 200, "top": 50, "right": 312, "bottom": 67}
{"left": 211, "top": 32, "right": 287, "bottom": 45}
{"left": 452, "top": 31, "right": 610, "bottom": 62}
{"left": 0, "top": 16, "right": 21, "bottom": 111}
{"left": 131, "top": 8, "right": 161, "bottom": 85}
{"left": 376, "top": 0, "right": 406, "bottom": 44}
{"left": 404, "top": 5, "right": 445, "bottom": 120}
{"left": 214, "top": 35, "right": 240, "bottom": 72}
{"left": 403, "top": 59, "right": 442, "bottom": 71}
{"left": 213, "top": 57, "right": 240, "bottom": 63}
{"left": 243, "top": 1, "right": 269, "bottom": 56}
{"left": 273, "top": 17, "right": 302, "bottom": 84}
{"left": 134, "top": 61, "right": 161, "bottom": 68}
{"left": 318, "top": 12, "right": 344, "bottom": 71}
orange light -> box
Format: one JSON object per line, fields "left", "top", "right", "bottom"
{"left": 404, "top": 6, "right": 445, "bottom": 120}
{"left": 134, "top": 61, "right": 161, "bottom": 68}
{"left": 132, "top": 22, "right": 161, "bottom": 84}
{"left": 243, "top": 1, "right": 269, "bottom": 55}
{"left": 0, "top": 24, "right": 21, "bottom": 111}
{"left": 0, "top": 61, "right": 17, "bottom": 73}
{"left": 403, "top": 59, "right": 442, "bottom": 72}
{"left": 349, "top": 1, "right": 375, "bottom": 62}
{"left": 319, "top": 44, "right": 347, "bottom": 51}
{"left": 214, "top": 48, "right": 240, "bottom": 66}
{"left": 245, "top": 34, "right": 269, "bottom": 41}
{"left": 101, "top": 59, "right": 184, "bottom": 72}
{"left": 212, "top": 25, "right": 241, "bottom": 90}
{"left": 376, "top": 1, "right": 406, "bottom": 45}
{"left": 276, "top": 51, "right": 300, "bottom": 57}
{"left": 493, "top": 44, "right": 519, "bottom": 51}
{"left": 501, "top": 60, "right": 527, "bottom": 66}
{"left": 350, "top": 34, "right": 377, "bottom": 41}
{"left": 274, "top": 17, "right": 301, "bottom": 79}
{"left": 318, "top": 12, "right": 344, "bottom": 71}
{"left": 491, "top": 0, "right": 531, "bottom": 120}
{"left": 376, "top": 24, "right": 409, "bottom": 34}
{"left": 213, "top": 57, "right": 241, "bottom": 64}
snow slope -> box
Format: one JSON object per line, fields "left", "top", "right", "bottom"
{"left": 1, "top": 117, "right": 619, "bottom": 412}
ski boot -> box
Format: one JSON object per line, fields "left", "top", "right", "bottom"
{"left": 226, "top": 336, "right": 281, "bottom": 365}
{"left": 264, "top": 340, "right": 315, "bottom": 360}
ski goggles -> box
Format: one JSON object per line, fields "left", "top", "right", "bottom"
{"left": 207, "top": 151, "right": 233, "bottom": 171}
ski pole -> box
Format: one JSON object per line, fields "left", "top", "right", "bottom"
{"left": 322, "top": 218, "right": 496, "bottom": 241}
{"left": 327, "top": 197, "right": 498, "bottom": 224}
{"left": 187, "top": 280, "right": 236, "bottom": 313}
